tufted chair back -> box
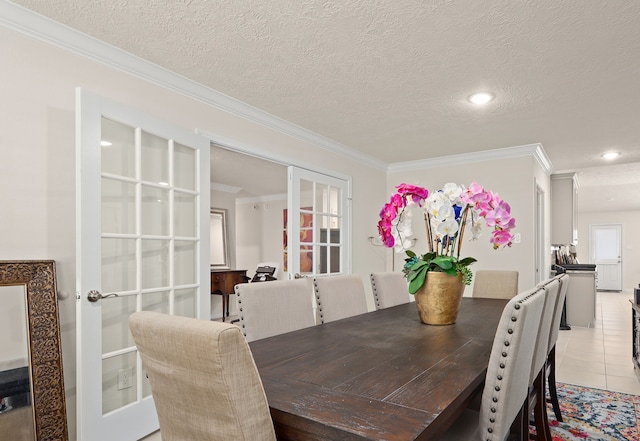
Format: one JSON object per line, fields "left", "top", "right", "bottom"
{"left": 370, "top": 272, "right": 410, "bottom": 310}
{"left": 478, "top": 286, "right": 546, "bottom": 440}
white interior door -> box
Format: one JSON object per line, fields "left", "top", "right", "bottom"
{"left": 590, "top": 224, "right": 622, "bottom": 291}
{"left": 76, "top": 88, "right": 210, "bottom": 441}
{"left": 287, "top": 167, "right": 351, "bottom": 279}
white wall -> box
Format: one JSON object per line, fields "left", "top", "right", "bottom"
{"left": 235, "top": 198, "right": 287, "bottom": 282}
{"left": 576, "top": 210, "right": 640, "bottom": 292}
{"left": 1, "top": 26, "right": 387, "bottom": 440}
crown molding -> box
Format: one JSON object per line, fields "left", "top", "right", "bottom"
{"left": 236, "top": 193, "right": 288, "bottom": 205}
{"left": 388, "top": 143, "right": 553, "bottom": 175}
{"left": 210, "top": 182, "right": 242, "bottom": 194}
{"left": 1, "top": 0, "right": 387, "bottom": 171}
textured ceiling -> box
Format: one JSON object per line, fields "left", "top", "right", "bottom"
{"left": 10, "top": 0, "right": 640, "bottom": 210}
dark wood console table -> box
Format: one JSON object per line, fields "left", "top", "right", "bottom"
{"left": 211, "top": 269, "right": 247, "bottom": 322}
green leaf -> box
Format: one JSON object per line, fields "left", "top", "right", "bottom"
{"left": 407, "top": 261, "right": 428, "bottom": 282}
{"left": 422, "top": 252, "right": 437, "bottom": 261}
{"left": 408, "top": 266, "right": 428, "bottom": 294}
{"left": 432, "top": 255, "right": 454, "bottom": 270}
{"left": 442, "top": 267, "right": 458, "bottom": 277}
{"left": 405, "top": 250, "right": 416, "bottom": 258}
{"left": 458, "top": 257, "right": 477, "bottom": 267}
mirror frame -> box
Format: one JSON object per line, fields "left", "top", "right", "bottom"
{"left": 0, "top": 260, "right": 68, "bottom": 440}
{"left": 210, "top": 208, "right": 231, "bottom": 269}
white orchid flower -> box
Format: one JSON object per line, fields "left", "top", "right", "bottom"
{"left": 442, "top": 183, "right": 465, "bottom": 202}
{"left": 469, "top": 211, "right": 482, "bottom": 240}
{"left": 436, "top": 218, "right": 459, "bottom": 238}
{"left": 426, "top": 193, "right": 453, "bottom": 221}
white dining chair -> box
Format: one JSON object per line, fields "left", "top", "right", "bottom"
{"left": 439, "top": 286, "right": 546, "bottom": 440}
{"left": 545, "top": 273, "right": 570, "bottom": 423}
{"left": 313, "top": 274, "right": 369, "bottom": 323}
{"left": 370, "top": 272, "right": 410, "bottom": 309}
{"left": 528, "top": 276, "right": 562, "bottom": 440}
{"left": 472, "top": 270, "right": 519, "bottom": 299}
{"left": 128, "top": 311, "right": 277, "bottom": 441}
{"left": 235, "top": 278, "right": 315, "bottom": 342}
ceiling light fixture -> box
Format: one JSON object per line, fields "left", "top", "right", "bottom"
{"left": 100, "top": 140, "right": 112, "bottom": 147}
{"left": 601, "top": 151, "right": 621, "bottom": 160}
{"left": 468, "top": 92, "right": 494, "bottom": 105}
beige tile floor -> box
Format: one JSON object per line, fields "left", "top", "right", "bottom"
{"left": 554, "top": 289, "right": 640, "bottom": 395}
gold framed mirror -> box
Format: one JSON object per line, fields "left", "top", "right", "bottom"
{"left": 0, "top": 260, "right": 68, "bottom": 440}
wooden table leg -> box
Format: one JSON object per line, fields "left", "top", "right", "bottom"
{"left": 221, "top": 294, "right": 228, "bottom": 322}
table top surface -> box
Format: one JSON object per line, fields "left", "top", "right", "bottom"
{"left": 250, "top": 297, "right": 508, "bottom": 441}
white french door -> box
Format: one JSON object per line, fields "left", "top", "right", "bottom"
{"left": 76, "top": 89, "right": 210, "bottom": 441}
{"left": 287, "top": 167, "right": 351, "bottom": 279}
{"left": 590, "top": 224, "right": 623, "bottom": 291}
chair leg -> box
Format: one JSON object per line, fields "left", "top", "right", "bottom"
{"left": 509, "top": 399, "right": 527, "bottom": 441}
{"left": 533, "top": 368, "right": 552, "bottom": 441}
{"left": 547, "top": 346, "right": 563, "bottom": 422}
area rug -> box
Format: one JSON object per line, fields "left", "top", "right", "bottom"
{"left": 546, "top": 382, "right": 640, "bottom": 441}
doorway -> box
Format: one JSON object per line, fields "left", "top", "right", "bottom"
{"left": 590, "top": 224, "right": 623, "bottom": 291}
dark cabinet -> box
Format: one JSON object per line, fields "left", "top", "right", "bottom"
{"left": 211, "top": 269, "right": 247, "bottom": 321}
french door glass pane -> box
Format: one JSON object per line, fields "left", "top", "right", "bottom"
{"left": 174, "top": 143, "right": 196, "bottom": 191}
{"left": 300, "top": 245, "right": 313, "bottom": 275}
{"left": 101, "top": 118, "right": 135, "bottom": 178}
{"left": 141, "top": 186, "right": 170, "bottom": 236}
{"left": 174, "top": 241, "right": 197, "bottom": 285}
{"left": 141, "top": 291, "right": 170, "bottom": 314}
{"left": 102, "top": 179, "right": 136, "bottom": 234}
{"left": 102, "top": 294, "right": 136, "bottom": 353}
{"left": 141, "top": 131, "right": 169, "bottom": 185}
{"left": 102, "top": 352, "right": 137, "bottom": 414}
{"left": 102, "top": 238, "right": 136, "bottom": 293}
{"left": 141, "top": 240, "right": 170, "bottom": 289}
{"left": 174, "top": 192, "right": 197, "bottom": 237}
{"left": 314, "top": 183, "right": 328, "bottom": 213}
{"left": 175, "top": 288, "right": 197, "bottom": 317}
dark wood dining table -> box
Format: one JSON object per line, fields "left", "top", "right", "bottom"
{"left": 249, "top": 297, "right": 508, "bottom": 441}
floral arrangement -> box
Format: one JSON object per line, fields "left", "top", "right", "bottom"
{"left": 378, "top": 182, "right": 516, "bottom": 293}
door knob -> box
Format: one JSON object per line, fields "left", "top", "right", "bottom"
{"left": 87, "top": 290, "right": 119, "bottom": 302}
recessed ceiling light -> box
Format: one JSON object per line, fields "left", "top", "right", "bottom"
{"left": 468, "top": 92, "right": 494, "bottom": 105}
{"left": 100, "top": 140, "right": 112, "bottom": 147}
{"left": 601, "top": 151, "right": 621, "bottom": 160}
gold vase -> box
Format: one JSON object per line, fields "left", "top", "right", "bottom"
{"left": 414, "top": 271, "right": 465, "bottom": 325}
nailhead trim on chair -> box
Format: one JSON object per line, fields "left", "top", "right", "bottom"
{"left": 370, "top": 274, "right": 382, "bottom": 310}
{"left": 313, "top": 280, "right": 324, "bottom": 323}
{"left": 483, "top": 291, "right": 532, "bottom": 440}
{"left": 235, "top": 287, "right": 247, "bottom": 335}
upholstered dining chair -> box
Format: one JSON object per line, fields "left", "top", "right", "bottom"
{"left": 370, "top": 272, "right": 410, "bottom": 310}
{"left": 527, "top": 276, "right": 562, "bottom": 441}
{"left": 235, "top": 278, "right": 316, "bottom": 342}
{"left": 545, "top": 273, "right": 570, "bottom": 423}
{"left": 472, "top": 270, "right": 519, "bottom": 299}
{"left": 439, "top": 286, "right": 546, "bottom": 441}
{"left": 128, "top": 311, "right": 277, "bottom": 441}
{"left": 313, "top": 274, "right": 369, "bottom": 323}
